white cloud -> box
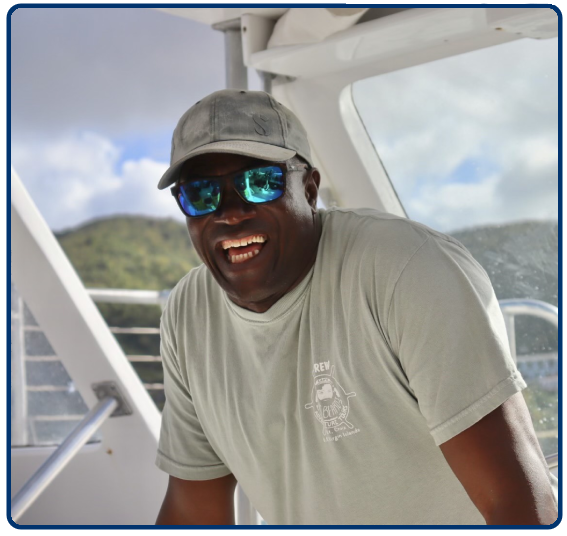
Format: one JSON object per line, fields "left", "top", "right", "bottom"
{"left": 10, "top": 8, "right": 225, "bottom": 141}
{"left": 9, "top": 10, "right": 559, "bottom": 235}
{"left": 409, "top": 175, "right": 500, "bottom": 231}
{"left": 9, "top": 8, "right": 265, "bottom": 232}
{"left": 353, "top": 37, "right": 558, "bottom": 232}
{"left": 11, "top": 132, "right": 182, "bottom": 231}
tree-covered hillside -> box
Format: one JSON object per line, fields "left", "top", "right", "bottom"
{"left": 57, "top": 215, "right": 201, "bottom": 330}
{"left": 56, "top": 216, "right": 201, "bottom": 407}
{"left": 451, "top": 221, "right": 558, "bottom": 307}
{"left": 56, "top": 216, "right": 201, "bottom": 290}
{"left": 451, "top": 221, "right": 558, "bottom": 356}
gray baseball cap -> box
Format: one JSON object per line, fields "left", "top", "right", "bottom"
{"left": 157, "top": 89, "right": 313, "bottom": 190}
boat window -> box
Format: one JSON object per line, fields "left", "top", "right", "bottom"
{"left": 352, "top": 37, "right": 558, "bottom": 457}
{"left": 11, "top": 281, "right": 100, "bottom": 447}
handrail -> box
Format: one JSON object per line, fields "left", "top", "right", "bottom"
{"left": 13, "top": 288, "right": 557, "bottom": 525}
{"left": 546, "top": 453, "right": 558, "bottom": 470}
{"left": 499, "top": 299, "right": 558, "bottom": 328}
{"left": 498, "top": 300, "right": 559, "bottom": 472}
{"left": 11, "top": 397, "right": 118, "bottom": 523}
{"left": 499, "top": 299, "right": 558, "bottom": 364}
{"left": 86, "top": 289, "right": 167, "bottom": 389}
{"left": 86, "top": 288, "right": 170, "bottom": 308}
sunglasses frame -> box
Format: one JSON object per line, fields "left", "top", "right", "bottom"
{"left": 171, "top": 161, "right": 310, "bottom": 218}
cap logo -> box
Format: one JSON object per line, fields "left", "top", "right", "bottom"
{"left": 252, "top": 114, "right": 270, "bottom": 136}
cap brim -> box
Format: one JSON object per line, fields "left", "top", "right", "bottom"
{"left": 157, "top": 140, "right": 296, "bottom": 190}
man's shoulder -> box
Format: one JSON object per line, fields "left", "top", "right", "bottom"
{"left": 320, "top": 207, "right": 465, "bottom": 259}
{"left": 163, "top": 263, "right": 217, "bottom": 316}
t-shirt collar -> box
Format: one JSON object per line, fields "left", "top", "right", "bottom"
{"left": 223, "top": 265, "right": 315, "bottom": 323}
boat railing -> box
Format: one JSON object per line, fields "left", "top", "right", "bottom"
{"left": 11, "top": 397, "right": 119, "bottom": 522}
{"left": 498, "top": 299, "right": 558, "bottom": 363}
{"left": 10, "top": 290, "right": 558, "bottom": 524}
{"left": 86, "top": 292, "right": 560, "bottom": 396}
{"left": 88, "top": 291, "right": 559, "bottom": 469}
{"left": 87, "top": 288, "right": 171, "bottom": 395}
{"left": 14, "top": 289, "right": 559, "bottom": 428}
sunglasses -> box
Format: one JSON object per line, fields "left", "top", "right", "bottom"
{"left": 171, "top": 162, "right": 309, "bottom": 217}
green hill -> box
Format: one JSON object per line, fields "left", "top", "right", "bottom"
{"left": 56, "top": 216, "right": 201, "bottom": 407}
{"left": 450, "top": 221, "right": 558, "bottom": 356}
{"left": 56, "top": 215, "right": 201, "bottom": 290}
{"left": 450, "top": 221, "right": 558, "bottom": 307}
{"left": 56, "top": 215, "right": 201, "bottom": 331}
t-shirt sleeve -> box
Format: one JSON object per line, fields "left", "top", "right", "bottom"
{"left": 155, "top": 295, "right": 232, "bottom": 480}
{"left": 386, "top": 234, "right": 527, "bottom": 446}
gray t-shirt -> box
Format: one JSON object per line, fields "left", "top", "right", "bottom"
{"left": 156, "top": 208, "right": 529, "bottom": 525}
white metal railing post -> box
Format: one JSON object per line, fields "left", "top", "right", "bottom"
{"left": 503, "top": 313, "right": 517, "bottom": 362}
{"left": 235, "top": 484, "right": 259, "bottom": 525}
{"left": 546, "top": 453, "right": 558, "bottom": 469}
{"left": 499, "top": 299, "right": 559, "bottom": 329}
{"left": 86, "top": 288, "right": 170, "bottom": 306}
{"left": 11, "top": 283, "right": 28, "bottom": 446}
{"left": 87, "top": 287, "right": 261, "bottom": 525}
{"left": 499, "top": 299, "right": 559, "bottom": 363}
{"left": 498, "top": 299, "right": 558, "bottom": 472}
{"left": 11, "top": 397, "right": 118, "bottom": 523}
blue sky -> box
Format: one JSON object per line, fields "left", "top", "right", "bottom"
{"left": 10, "top": 7, "right": 559, "bottom": 233}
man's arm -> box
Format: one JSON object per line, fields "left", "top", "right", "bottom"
{"left": 156, "top": 473, "right": 237, "bottom": 525}
{"left": 439, "top": 392, "right": 557, "bottom": 525}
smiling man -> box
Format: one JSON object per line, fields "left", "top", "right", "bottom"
{"left": 174, "top": 152, "right": 320, "bottom": 313}
{"left": 154, "top": 90, "right": 557, "bottom": 526}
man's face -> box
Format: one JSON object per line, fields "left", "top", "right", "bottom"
{"left": 180, "top": 153, "right": 321, "bottom": 312}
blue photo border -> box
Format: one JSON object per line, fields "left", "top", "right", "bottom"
{"left": 6, "top": 3, "right": 563, "bottom": 530}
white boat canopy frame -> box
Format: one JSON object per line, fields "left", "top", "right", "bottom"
{"left": 11, "top": 169, "right": 168, "bottom": 525}
{"left": 163, "top": 7, "right": 558, "bottom": 214}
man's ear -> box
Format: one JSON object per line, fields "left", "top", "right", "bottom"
{"left": 305, "top": 168, "right": 321, "bottom": 212}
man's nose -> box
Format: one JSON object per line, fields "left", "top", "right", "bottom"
{"left": 213, "top": 183, "right": 256, "bottom": 225}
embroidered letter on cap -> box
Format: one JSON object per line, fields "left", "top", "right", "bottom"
{"left": 252, "top": 114, "right": 270, "bottom": 136}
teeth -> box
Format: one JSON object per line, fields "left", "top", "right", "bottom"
{"left": 230, "top": 249, "right": 261, "bottom": 264}
{"left": 222, "top": 235, "right": 266, "bottom": 250}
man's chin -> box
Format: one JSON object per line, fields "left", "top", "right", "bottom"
{"left": 225, "top": 286, "right": 273, "bottom": 310}
{"left": 217, "top": 274, "right": 285, "bottom": 313}
{"left": 208, "top": 252, "right": 278, "bottom": 303}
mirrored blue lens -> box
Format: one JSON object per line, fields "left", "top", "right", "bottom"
{"left": 179, "top": 179, "right": 221, "bottom": 217}
{"left": 177, "top": 166, "right": 285, "bottom": 217}
{"left": 234, "top": 166, "right": 284, "bottom": 203}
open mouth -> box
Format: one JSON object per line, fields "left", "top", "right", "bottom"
{"left": 220, "top": 234, "right": 268, "bottom": 264}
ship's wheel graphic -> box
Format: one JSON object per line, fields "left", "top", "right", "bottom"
{"left": 305, "top": 365, "right": 356, "bottom": 433}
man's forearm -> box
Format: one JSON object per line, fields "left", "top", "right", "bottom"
{"left": 439, "top": 393, "right": 558, "bottom": 527}
{"left": 483, "top": 493, "right": 557, "bottom": 525}
{"left": 156, "top": 474, "right": 237, "bottom": 525}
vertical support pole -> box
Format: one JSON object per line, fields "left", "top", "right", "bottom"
{"left": 11, "top": 283, "right": 28, "bottom": 446}
{"left": 214, "top": 19, "right": 248, "bottom": 90}
{"left": 235, "top": 484, "right": 258, "bottom": 525}
{"left": 259, "top": 71, "right": 273, "bottom": 94}
{"left": 504, "top": 313, "right": 517, "bottom": 362}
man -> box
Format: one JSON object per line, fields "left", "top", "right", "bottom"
{"left": 154, "top": 89, "right": 558, "bottom": 525}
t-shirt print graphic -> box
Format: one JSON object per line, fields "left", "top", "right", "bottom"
{"left": 304, "top": 363, "right": 360, "bottom": 442}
